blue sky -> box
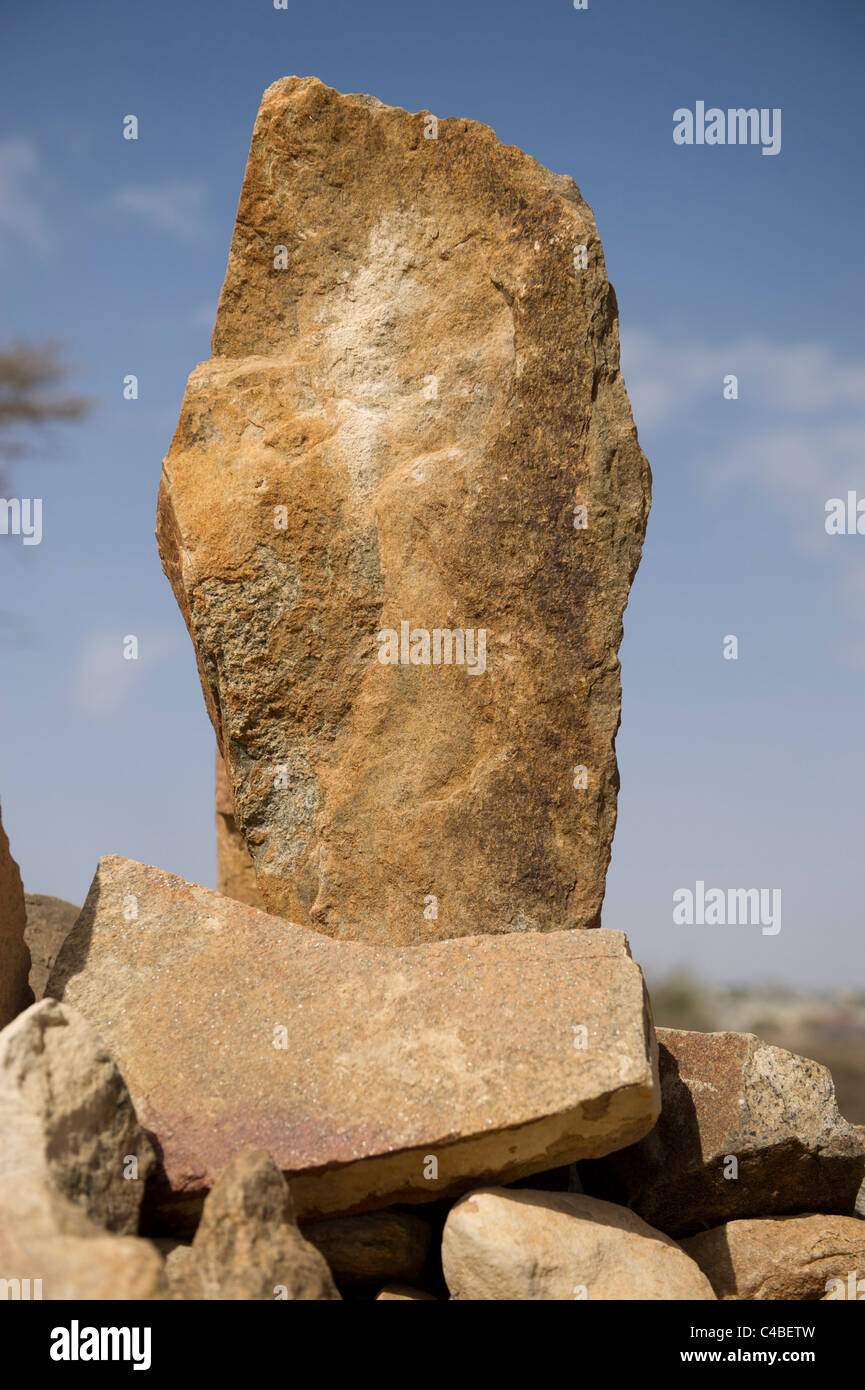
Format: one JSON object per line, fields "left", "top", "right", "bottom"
{"left": 1, "top": 0, "right": 863, "bottom": 988}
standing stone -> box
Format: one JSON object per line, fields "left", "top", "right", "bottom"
{"left": 48, "top": 856, "right": 659, "bottom": 1228}
{"left": 0, "top": 805, "right": 33, "bottom": 1027}
{"left": 215, "top": 748, "right": 263, "bottom": 908}
{"left": 157, "top": 75, "right": 651, "bottom": 944}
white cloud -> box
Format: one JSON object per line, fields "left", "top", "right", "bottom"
{"left": 72, "top": 628, "right": 184, "bottom": 716}
{"left": 0, "top": 137, "right": 52, "bottom": 260}
{"left": 620, "top": 325, "right": 865, "bottom": 639}
{"left": 112, "top": 180, "right": 207, "bottom": 243}
{"left": 621, "top": 328, "right": 865, "bottom": 430}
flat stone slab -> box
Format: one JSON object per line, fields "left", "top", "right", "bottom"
{"left": 47, "top": 856, "right": 658, "bottom": 1228}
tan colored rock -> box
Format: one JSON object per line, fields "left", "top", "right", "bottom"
{"left": 376, "top": 1283, "right": 437, "bottom": 1301}
{"left": 442, "top": 1188, "right": 715, "bottom": 1300}
{"left": 215, "top": 748, "right": 263, "bottom": 908}
{"left": 0, "top": 1176, "right": 167, "bottom": 1300}
{"left": 24, "top": 893, "right": 80, "bottom": 998}
{"left": 580, "top": 1028, "right": 865, "bottom": 1236}
{"left": 157, "top": 75, "right": 651, "bottom": 945}
{"left": 682, "top": 1214, "right": 865, "bottom": 1301}
{"left": 0, "top": 805, "right": 33, "bottom": 1028}
{"left": 48, "top": 856, "right": 659, "bottom": 1228}
{"left": 300, "top": 1208, "right": 431, "bottom": 1284}
{"left": 165, "top": 1151, "right": 339, "bottom": 1300}
{"left": 0, "top": 999, "right": 154, "bottom": 1234}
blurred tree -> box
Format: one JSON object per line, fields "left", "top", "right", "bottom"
{"left": 0, "top": 340, "right": 91, "bottom": 472}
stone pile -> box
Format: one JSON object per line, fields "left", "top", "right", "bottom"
{"left": 1, "top": 78, "right": 862, "bottom": 1301}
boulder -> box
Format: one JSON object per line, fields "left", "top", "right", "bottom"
{"left": 682, "top": 1214, "right": 865, "bottom": 1301}
{"left": 580, "top": 1028, "right": 865, "bottom": 1236}
{"left": 164, "top": 1151, "right": 339, "bottom": 1300}
{"left": 441, "top": 1188, "right": 715, "bottom": 1300}
{"left": 24, "top": 893, "right": 80, "bottom": 998}
{"left": 0, "top": 1176, "right": 167, "bottom": 1300}
{"left": 0, "top": 998, "right": 154, "bottom": 1234}
{"left": 48, "top": 855, "right": 659, "bottom": 1228}
{"left": 300, "top": 1208, "right": 431, "bottom": 1285}
{"left": 0, "top": 805, "right": 32, "bottom": 1028}
{"left": 376, "top": 1283, "right": 437, "bottom": 1301}
{"left": 156, "top": 75, "right": 651, "bottom": 945}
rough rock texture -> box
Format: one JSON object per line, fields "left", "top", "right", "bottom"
{"left": 0, "top": 1176, "right": 167, "bottom": 1300}
{"left": 156, "top": 75, "right": 651, "bottom": 945}
{"left": 442, "top": 1188, "right": 715, "bottom": 1301}
{"left": 0, "top": 999, "right": 154, "bottom": 1234}
{"left": 48, "top": 856, "right": 658, "bottom": 1228}
{"left": 682, "top": 1214, "right": 865, "bottom": 1301}
{"left": 376, "top": 1283, "right": 437, "bottom": 1301}
{"left": 580, "top": 1028, "right": 865, "bottom": 1237}
{"left": 300, "top": 1208, "right": 431, "bottom": 1284}
{"left": 24, "top": 893, "right": 81, "bottom": 998}
{"left": 216, "top": 748, "right": 263, "bottom": 908}
{"left": 0, "top": 806, "right": 33, "bottom": 1028}
{"left": 164, "top": 1151, "right": 339, "bottom": 1300}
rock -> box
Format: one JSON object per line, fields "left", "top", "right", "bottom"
{"left": 682, "top": 1214, "right": 865, "bottom": 1301}
{"left": 215, "top": 748, "right": 263, "bottom": 908}
{"left": 48, "top": 856, "right": 659, "bottom": 1228}
{"left": 0, "top": 1176, "right": 167, "bottom": 1300}
{"left": 442, "top": 1188, "right": 715, "bottom": 1300}
{"left": 0, "top": 999, "right": 155, "bottom": 1234}
{"left": 156, "top": 75, "right": 651, "bottom": 945}
{"left": 164, "top": 1151, "right": 339, "bottom": 1300}
{"left": 0, "top": 805, "right": 33, "bottom": 1028}
{"left": 24, "top": 893, "right": 81, "bottom": 998}
{"left": 580, "top": 1028, "right": 865, "bottom": 1236}
{"left": 300, "top": 1209, "right": 431, "bottom": 1284}
{"left": 376, "top": 1283, "right": 437, "bottom": 1301}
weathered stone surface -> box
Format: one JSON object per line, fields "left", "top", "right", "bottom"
{"left": 0, "top": 806, "right": 32, "bottom": 1028}
{"left": 580, "top": 1029, "right": 865, "bottom": 1236}
{"left": 48, "top": 856, "right": 658, "bottom": 1227}
{"left": 300, "top": 1208, "right": 431, "bottom": 1284}
{"left": 376, "top": 1283, "right": 437, "bottom": 1301}
{"left": 0, "top": 1176, "right": 167, "bottom": 1300}
{"left": 165, "top": 1151, "right": 339, "bottom": 1300}
{"left": 24, "top": 893, "right": 80, "bottom": 998}
{"left": 215, "top": 748, "right": 263, "bottom": 908}
{"left": 157, "top": 75, "right": 651, "bottom": 946}
{"left": 0, "top": 999, "right": 154, "bottom": 1234}
{"left": 442, "top": 1188, "right": 715, "bottom": 1300}
{"left": 682, "top": 1215, "right": 865, "bottom": 1301}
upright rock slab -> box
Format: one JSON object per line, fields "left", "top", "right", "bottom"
{"left": 48, "top": 856, "right": 658, "bottom": 1228}
{"left": 0, "top": 805, "right": 32, "bottom": 1027}
{"left": 157, "top": 75, "right": 651, "bottom": 944}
